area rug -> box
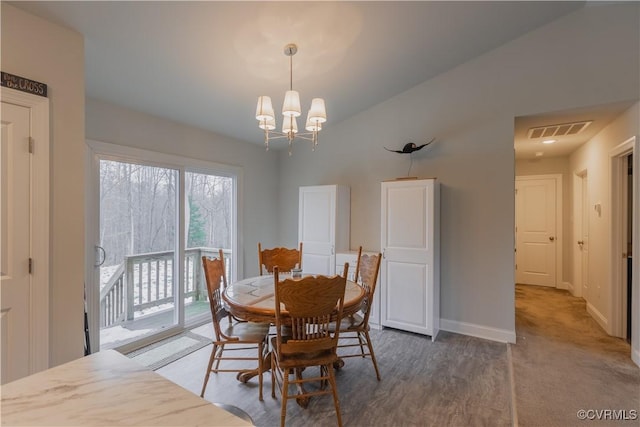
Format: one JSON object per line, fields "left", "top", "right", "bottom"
{"left": 125, "top": 331, "right": 211, "bottom": 370}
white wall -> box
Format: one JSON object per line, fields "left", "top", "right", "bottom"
{"left": 2, "top": 4, "right": 86, "bottom": 366}
{"left": 276, "top": 3, "right": 640, "bottom": 342}
{"left": 569, "top": 102, "right": 640, "bottom": 334}
{"left": 85, "top": 99, "right": 281, "bottom": 279}
{"left": 516, "top": 157, "right": 572, "bottom": 287}
{"left": 6, "top": 2, "right": 639, "bottom": 363}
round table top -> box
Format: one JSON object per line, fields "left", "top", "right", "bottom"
{"left": 222, "top": 274, "right": 365, "bottom": 323}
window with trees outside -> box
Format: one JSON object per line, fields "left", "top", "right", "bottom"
{"left": 92, "top": 150, "right": 238, "bottom": 352}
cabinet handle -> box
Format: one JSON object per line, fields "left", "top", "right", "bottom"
{"left": 383, "top": 248, "right": 386, "bottom": 259}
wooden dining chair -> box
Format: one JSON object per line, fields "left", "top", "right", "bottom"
{"left": 270, "top": 264, "right": 349, "bottom": 427}
{"left": 200, "top": 251, "right": 270, "bottom": 400}
{"left": 258, "top": 242, "right": 302, "bottom": 275}
{"left": 332, "top": 247, "right": 382, "bottom": 380}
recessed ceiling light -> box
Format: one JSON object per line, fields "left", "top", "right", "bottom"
{"left": 535, "top": 152, "right": 544, "bottom": 157}
{"left": 542, "top": 139, "right": 556, "bottom": 144}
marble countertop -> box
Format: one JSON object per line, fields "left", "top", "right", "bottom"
{"left": 1, "top": 350, "right": 252, "bottom": 426}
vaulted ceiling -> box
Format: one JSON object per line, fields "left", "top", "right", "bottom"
{"left": 14, "top": 1, "right": 625, "bottom": 158}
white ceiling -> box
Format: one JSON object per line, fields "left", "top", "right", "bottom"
{"left": 13, "top": 0, "right": 622, "bottom": 157}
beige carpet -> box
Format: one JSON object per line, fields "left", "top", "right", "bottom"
{"left": 512, "top": 284, "right": 640, "bottom": 426}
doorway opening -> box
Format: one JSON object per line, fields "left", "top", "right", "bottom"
{"left": 626, "top": 153, "right": 632, "bottom": 342}
{"left": 610, "top": 138, "right": 635, "bottom": 342}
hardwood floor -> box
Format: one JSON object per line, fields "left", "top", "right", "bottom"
{"left": 156, "top": 325, "right": 512, "bottom": 427}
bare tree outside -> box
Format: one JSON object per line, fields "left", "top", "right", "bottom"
{"left": 100, "top": 162, "right": 232, "bottom": 271}
{"left": 98, "top": 160, "right": 233, "bottom": 348}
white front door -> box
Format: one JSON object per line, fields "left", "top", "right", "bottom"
{"left": 515, "top": 177, "right": 557, "bottom": 287}
{"left": 0, "top": 102, "right": 32, "bottom": 383}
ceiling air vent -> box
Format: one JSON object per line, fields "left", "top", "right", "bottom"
{"left": 528, "top": 120, "right": 592, "bottom": 139}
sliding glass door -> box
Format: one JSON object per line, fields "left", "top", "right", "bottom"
{"left": 98, "top": 160, "right": 179, "bottom": 349}
{"left": 89, "top": 144, "right": 239, "bottom": 352}
{"left": 183, "top": 171, "right": 233, "bottom": 325}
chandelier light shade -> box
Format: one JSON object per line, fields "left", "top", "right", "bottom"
{"left": 282, "top": 115, "right": 298, "bottom": 134}
{"left": 282, "top": 90, "right": 301, "bottom": 117}
{"left": 256, "top": 96, "right": 275, "bottom": 122}
{"left": 259, "top": 116, "right": 276, "bottom": 131}
{"left": 308, "top": 98, "right": 327, "bottom": 123}
{"left": 256, "top": 43, "right": 327, "bottom": 155}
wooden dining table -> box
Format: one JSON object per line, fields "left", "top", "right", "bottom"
{"left": 223, "top": 274, "right": 365, "bottom": 324}
{"left": 222, "top": 273, "right": 365, "bottom": 406}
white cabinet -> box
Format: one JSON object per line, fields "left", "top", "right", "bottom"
{"left": 336, "top": 251, "right": 381, "bottom": 328}
{"left": 298, "top": 185, "right": 350, "bottom": 275}
{"left": 380, "top": 179, "right": 440, "bottom": 340}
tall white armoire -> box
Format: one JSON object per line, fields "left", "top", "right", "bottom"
{"left": 298, "top": 185, "right": 350, "bottom": 275}
{"left": 380, "top": 178, "right": 440, "bottom": 340}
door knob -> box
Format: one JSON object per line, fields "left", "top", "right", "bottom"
{"left": 577, "top": 240, "right": 584, "bottom": 245}
{"left": 549, "top": 236, "right": 555, "bottom": 242}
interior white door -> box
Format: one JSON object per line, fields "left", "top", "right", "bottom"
{"left": 299, "top": 186, "right": 335, "bottom": 275}
{"left": 0, "top": 102, "right": 32, "bottom": 384}
{"left": 515, "top": 177, "right": 557, "bottom": 287}
{"left": 380, "top": 180, "right": 435, "bottom": 336}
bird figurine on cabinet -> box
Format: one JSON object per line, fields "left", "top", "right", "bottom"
{"left": 384, "top": 138, "right": 435, "bottom": 178}
{"left": 384, "top": 138, "right": 434, "bottom": 154}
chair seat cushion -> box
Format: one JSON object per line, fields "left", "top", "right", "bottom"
{"left": 223, "top": 321, "right": 270, "bottom": 342}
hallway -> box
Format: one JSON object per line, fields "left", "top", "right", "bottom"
{"left": 511, "top": 284, "right": 639, "bottom": 426}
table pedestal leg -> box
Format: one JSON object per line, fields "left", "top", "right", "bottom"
{"left": 237, "top": 349, "right": 271, "bottom": 383}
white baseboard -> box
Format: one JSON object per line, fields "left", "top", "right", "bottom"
{"left": 566, "top": 281, "right": 575, "bottom": 294}
{"left": 440, "top": 318, "right": 516, "bottom": 343}
{"left": 586, "top": 302, "right": 609, "bottom": 332}
{"left": 560, "top": 281, "right": 571, "bottom": 291}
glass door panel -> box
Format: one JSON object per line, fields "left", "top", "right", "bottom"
{"left": 184, "top": 172, "right": 233, "bottom": 324}
{"left": 99, "top": 160, "right": 178, "bottom": 349}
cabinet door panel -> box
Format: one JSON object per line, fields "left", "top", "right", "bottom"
{"left": 299, "top": 185, "right": 351, "bottom": 276}
{"left": 386, "top": 186, "right": 429, "bottom": 249}
{"left": 299, "top": 189, "right": 334, "bottom": 244}
{"left": 302, "top": 253, "right": 333, "bottom": 276}
{"left": 384, "top": 262, "right": 428, "bottom": 329}
{"left": 381, "top": 179, "right": 438, "bottom": 338}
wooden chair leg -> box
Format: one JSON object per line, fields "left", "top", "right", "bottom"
{"left": 213, "top": 343, "right": 224, "bottom": 371}
{"left": 363, "top": 330, "right": 381, "bottom": 381}
{"left": 357, "top": 333, "right": 366, "bottom": 357}
{"left": 271, "top": 352, "right": 277, "bottom": 399}
{"left": 257, "top": 342, "right": 264, "bottom": 401}
{"left": 327, "top": 363, "right": 343, "bottom": 427}
{"left": 200, "top": 343, "right": 217, "bottom": 397}
{"left": 280, "top": 368, "right": 290, "bottom": 427}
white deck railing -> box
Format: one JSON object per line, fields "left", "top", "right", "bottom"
{"left": 99, "top": 247, "right": 230, "bottom": 328}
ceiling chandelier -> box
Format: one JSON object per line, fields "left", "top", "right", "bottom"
{"left": 255, "top": 43, "right": 327, "bottom": 155}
